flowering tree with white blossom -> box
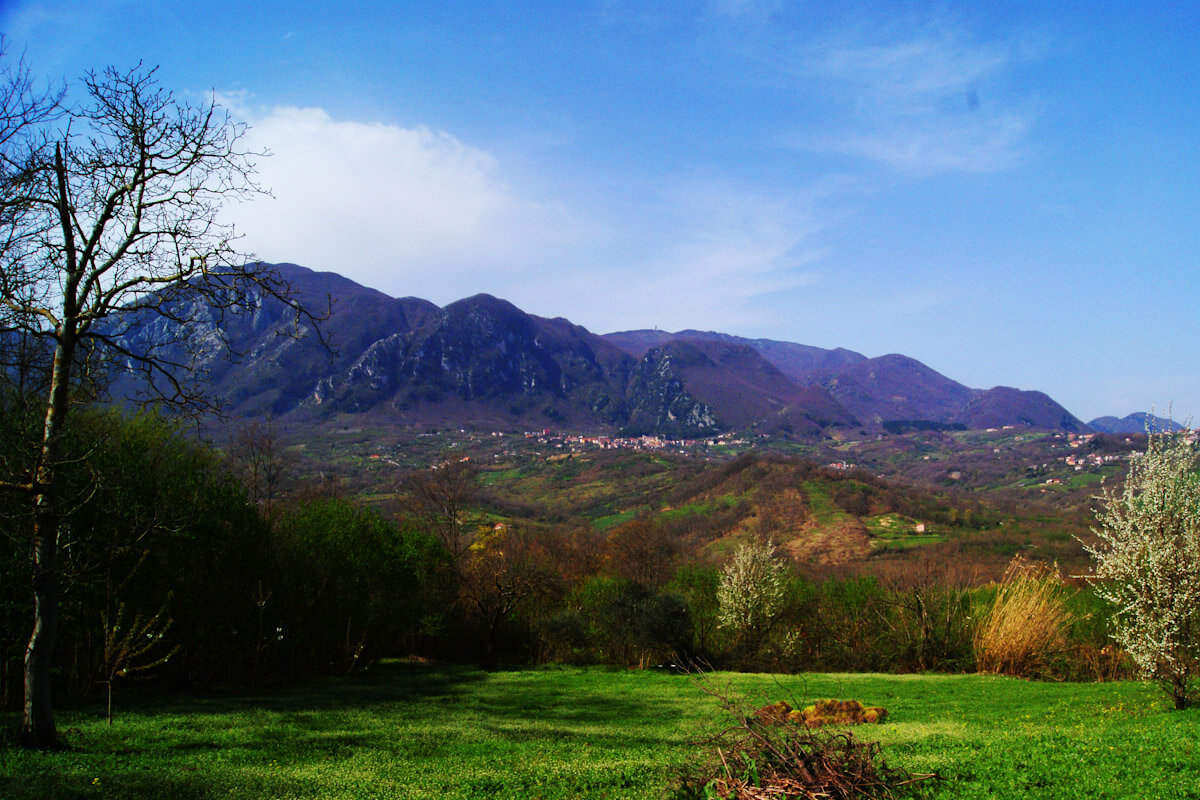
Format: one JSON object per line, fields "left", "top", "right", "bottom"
{"left": 1084, "top": 430, "right": 1200, "bottom": 709}
{"left": 717, "top": 538, "right": 787, "bottom": 659}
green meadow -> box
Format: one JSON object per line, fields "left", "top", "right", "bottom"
{"left": 4, "top": 664, "right": 1199, "bottom": 800}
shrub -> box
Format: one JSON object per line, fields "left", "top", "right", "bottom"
{"left": 268, "top": 498, "right": 453, "bottom": 676}
{"left": 547, "top": 576, "right": 692, "bottom": 667}
{"left": 1058, "top": 586, "right": 1136, "bottom": 682}
{"left": 1083, "top": 429, "right": 1200, "bottom": 708}
{"left": 717, "top": 539, "right": 787, "bottom": 662}
{"left": 877, "top": 559, "right": 977, "bottom": 673}
{"left": 668, "top": 564, "right": 722, "bottom": 657}
{"left": 809, "top": 576, "right": 890, "bottom": 672}
{"left": 974, "top": 557, "right": 1072, "bottom": 677}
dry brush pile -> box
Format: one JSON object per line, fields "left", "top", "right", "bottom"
{"left": 675, "top": 674, "right": 934, "bottom": 800}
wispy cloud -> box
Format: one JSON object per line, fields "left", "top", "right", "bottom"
{"left": 706, "top": 0, "right": 782, "bottom": 23}
{"left": 597, "top": 0, "right": 781, "bottom": 31}
{"left": 0, "top": 0, "right": 134, "bottom": 75}
{"left": 814, "top": 110, "right": 1031, "bottom": 174}
{"left": 795, "top": 22, "right": 1041, "bottom": 175}
{"left": 521, "top": 181, "right": 829, "bottom": 335}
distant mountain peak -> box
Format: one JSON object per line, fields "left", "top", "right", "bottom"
{"left": 1088, "top": 412, "right": 1184, "bottom": 434}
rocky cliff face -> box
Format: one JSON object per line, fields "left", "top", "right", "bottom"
{"left": 315, "top": 292, "right": 635, "bottom": 427}
{"left": 624, "top": 343, "right": 720, "bottom": 436}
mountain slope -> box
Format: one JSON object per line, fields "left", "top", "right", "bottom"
{"left": 621, "top": 339, "right": 857, "bottom": 436}
{"left": 315, "top": 292, "right": 636, "bottom": 427}
{"left": 604, "top": 329, "right": 867, "bottom": 384}
{"left": 958, "top": 387, "right": 1088, "bottom": 431}
{"left": 607, "top": 329, "right": 1089, "bottom": 433}
{"left": 821, "top": 354, "right": 975, "bottom": 426}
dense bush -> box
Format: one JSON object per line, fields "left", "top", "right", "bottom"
{"left": 667, "top": 564, "right": 722, "bottom": 657}
{"left": 266, "top": 496, "right": 454, "bottom": 677}
{"left": 0, "top": 409, "right": 464, "bottom": 707}
{"left": 1, "top": 410, "right": 272, "bottom": 704}
{"left": 541, "top": 576, "right": 692, "bottom": 667}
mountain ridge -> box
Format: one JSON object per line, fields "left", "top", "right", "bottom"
{"left": 111, "top": 263, "right": 1094, "bottom": 437}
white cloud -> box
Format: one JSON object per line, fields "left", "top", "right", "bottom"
{"left": 222, "top": 104, "right": 583, "bottom": 300}
{"left": 503, "top": 182, "right": 829, "bottom": 336}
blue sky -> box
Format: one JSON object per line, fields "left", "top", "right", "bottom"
{"left": 3, "top": 1, "right": 1198, "bottom": 423}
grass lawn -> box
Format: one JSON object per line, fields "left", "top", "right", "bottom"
{"left": 3, "top": 664, "right": 1199, "bottom": 799}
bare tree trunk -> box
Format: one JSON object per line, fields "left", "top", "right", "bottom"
{"left": 2, "top": 66, "right": 316, "bottom": 748}
{"left": 1172, "top": 675, "right": 1189, "bottom": 711}
{"left": 21, "top": 338, "right": 73, "bottom": 747}
{"left": 22, "top": 514, "right": 58, "bottom": 747}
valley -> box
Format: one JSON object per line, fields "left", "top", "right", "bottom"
{"left": 253, "top": 412, "right": 1130, "bottom": 584}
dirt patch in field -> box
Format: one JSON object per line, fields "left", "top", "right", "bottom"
{"left": 785, "top": 518, "right": 872, "bottom": 565}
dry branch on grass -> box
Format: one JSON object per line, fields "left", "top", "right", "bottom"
{"left": 702, "top": 731, "right": 909, "bottom": 800}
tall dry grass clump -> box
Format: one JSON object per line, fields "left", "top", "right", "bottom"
{"left": 974, "top": 557, "right": 1073, "bottom": 677}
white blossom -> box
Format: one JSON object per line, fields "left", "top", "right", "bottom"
{"left": 717, "top": 538, "right": 787, "bottom": 654}
{"left": 1084, "top": 430, "right": 1200, "bottom": 708}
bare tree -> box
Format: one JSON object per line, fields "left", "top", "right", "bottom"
{"left": 403, "top": 458, "right": 479, "bottom": 562}
{"left": 0, "top": 59, "right": 318, "bottom": 746}
{"left": 459, "top": 524, "right": 558, "bottom": 670}
{"left": 606, "top": 518, "right": 676, "bottom": 589}
{"left": 227, "top": 417, "right": 286, "bottom": 516}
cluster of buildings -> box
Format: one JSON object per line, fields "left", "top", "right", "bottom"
{"left": 1063, "top": 452, "right": 1125, "bottom": 470}
{"left": 521, "top": 430, "right": 715, "bottom": 453}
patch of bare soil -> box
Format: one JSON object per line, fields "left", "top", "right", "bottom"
{"left": 785, "top": 518, "right": 872, "bottom": 565}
